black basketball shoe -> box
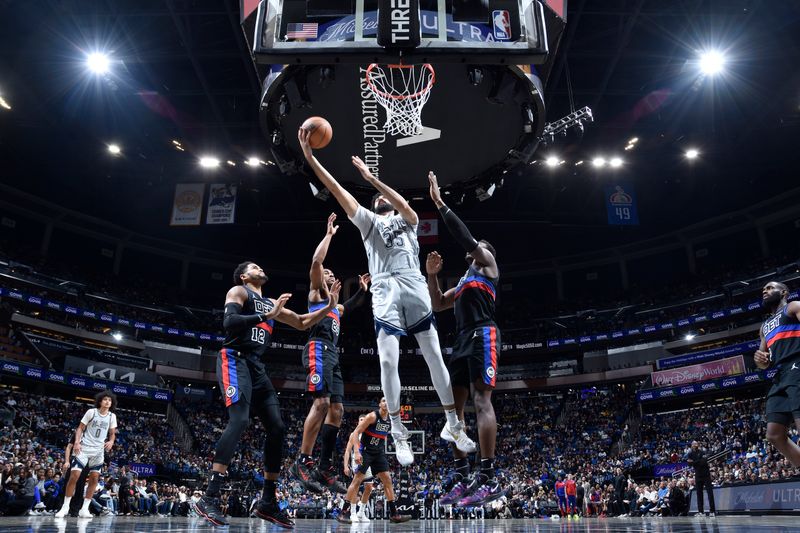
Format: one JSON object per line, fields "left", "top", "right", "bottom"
{"left": 254, "top": 499, "right": 294, "bottom": 529}
{"left": 192, "top": 495, "right": 228, "bottom": 527}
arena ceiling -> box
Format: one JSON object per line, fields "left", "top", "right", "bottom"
{"left": 0, "top": 0, "right": 799, "bottom": 270}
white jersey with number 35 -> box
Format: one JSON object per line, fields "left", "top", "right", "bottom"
{"left": 80, "top": 408, "right": 117, "bottom": 455}
{"left": 349, "top": 206, "right": 420, "bottom": 276}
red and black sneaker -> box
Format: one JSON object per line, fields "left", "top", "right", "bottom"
{"left": 389, "top": 513, "right": 412, "bottom": 523}
{"left": 254, "top": 499, "right": 294, "bottom": 529}
{"left": 192, "top": 495, "right": 228, "bottom": 526}
{"left": 291, "top": 460, "right": 324, "bottom": 493}
{"left": 314, "top": 467, "right": 347, "bottom": 494}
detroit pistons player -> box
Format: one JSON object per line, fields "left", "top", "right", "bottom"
{"left": 194, "top": 261, "right": 340, "bottom": 528}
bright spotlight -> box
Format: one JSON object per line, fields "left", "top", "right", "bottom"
{"left": 245, "top": 157, "right": 260, "bottom": 167}
{"left": 609, "top": 157, "right": 623, "bottom": 168}
{"left": 545, "top": 156, "right": 560, "bottom": 168}
{"left": 226, "top": 160, "right": 236, "bottom": 167}
{"left": 699, "top": 50, "right": 726, "bottom": 75}
{"left": 86, "top": 52, "right": 111, "bottom": 74}
{"left": 0, "top": 95, "right": 10, "bottom": 110}
{"left": 199, "top": 156, "right": 220, "bottom": 168}
{"left": 112, "top": 332, "right": 123, "bottom": 341}
{"left": 592, "top": 157, "right": 606, "bottom": 168}
{"left": 685, "top": 334, "right": 695, "bottom": 341}
{"left": 107, "top": 144, "right": 121, "bottom": 155}
{"left": 628, "top": 137, "right": 639, "bottom": 144}
{"left": 685, "top": 148, "right": 700, "bottom": 160}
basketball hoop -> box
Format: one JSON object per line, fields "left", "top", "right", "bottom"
{"left": 365, "top": 63, "right": 435, "bottom": 136}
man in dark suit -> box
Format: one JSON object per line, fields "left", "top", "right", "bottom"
{"left": 687, "top": 441, "right": 715, "bottom": 517}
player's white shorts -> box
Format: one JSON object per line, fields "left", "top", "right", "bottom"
{"left": 370, "top": 269, "right": 434, "bottom": 336}
{"left": 71, "top": 449, "right": 104, "bottom": 472}
{"left": 352, "top": 459, "right": 373, "bottom": 481}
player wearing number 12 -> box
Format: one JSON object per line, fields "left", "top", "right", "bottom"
{"left": 193, "top": 261, "right": 341, "bottom": 528}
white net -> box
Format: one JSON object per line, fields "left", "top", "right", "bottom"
{"left": 366, "top": 63, "right": 435, "bottom": 136}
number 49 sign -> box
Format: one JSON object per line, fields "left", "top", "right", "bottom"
{"left": 605, "top": 183, "right": 639, "bottom": 226}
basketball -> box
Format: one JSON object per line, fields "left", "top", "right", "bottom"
{"left": 301, "top": 116, "right": 333, "bottom": 149}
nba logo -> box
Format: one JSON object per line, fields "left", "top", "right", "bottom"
{"left": 492, "top": 10, "right": 512, "bottom": 40}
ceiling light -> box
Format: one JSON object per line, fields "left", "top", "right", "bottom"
{"left": 685, "top": 334, "right": 695, "bottom": 341}
{"left": 624, "top": 144, "right": 634, "bottom": 151}
{"left": 245, "top": 157, "right": 260, "bottom": 167}
{"left": 199, "top": 156, "right": 220, "bottom": 168}
{"left": 107, "top": 144, "right": 121, "bottom": 155}
{"left": 699, "top": 50, "right": 726, "bottom": 75}
{"left": 628, "top": 137, "right": 639, "bottom": 144}
{"left": 86, "top": 52, "right": 111, "bottom": 74}
{"left": 545, "top": 156, "right": 560, "bottom": 168}
{"left": 175, "top": 145, "right": 185, "bottom": 152}
{"left": 226, "top": 160, "right": 236, "bottom": 166}
{"left": 111, "top": 332, "right": 123, "bottom": 341}
{"left": 609, "top": 157, "right": 623, "bottom": 168}
{"left": 172, "top": 139, "right": 182, "bottom": 146}
{"left": 685, "top": 148, "right": 700, "bottom": 160}
{"left": 575, "top": 160, "right": 584, "bottom": 166}
{"left": 592, "top": 157, "right": 606, "bottom": 168}
{"left": 0, "top": 96, "right": 10, "bottom": 110}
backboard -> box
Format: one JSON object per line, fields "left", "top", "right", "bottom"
{"left": 243, "top": 0, "right": 550, "bottom": 65}
{"left": 240, "top": 0, "right": 569, "bottom": 195}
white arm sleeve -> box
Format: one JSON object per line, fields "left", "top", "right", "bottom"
{"left": 348, "top": 206, "right": 376, "bottom": 238}
{"left": 110, "top": 413, "right": 118, "bottom": 430}
{"left": 80, "top": 409, "right": 95, "bottom": 426}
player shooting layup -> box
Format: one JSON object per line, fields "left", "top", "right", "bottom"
{"left": 299, "top": 128, "right": 475, "bottom": 465}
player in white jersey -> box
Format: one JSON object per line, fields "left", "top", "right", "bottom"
{"left": 343, "top": 415, "right": 374, "bottom": 523}
{"left": 55, "top": 390, "right": 118, "bottom": 518}
{"left": 299, "top": 128, "right": 476, "bottom": 465}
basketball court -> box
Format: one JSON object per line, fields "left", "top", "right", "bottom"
{"left": 5, "top": 516, "right": 800, "bottom": 532}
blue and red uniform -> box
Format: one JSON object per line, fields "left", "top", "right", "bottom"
{"left": 764, "top": 304, "right": 800, "bottom": 426}
{"left": 218, "top": 287, "right": 276, "bottom": 407}
{"left": 302, "top": 298, "right": 344, "bottom": 402}
{"left": 449, "top": 265, "right": 501, "bottom": 388}
{"left": 566, "top": 478, "right": 577, "bottom": 514}
{"left": 555, "top": 480, "right": 567, "bottom": 515}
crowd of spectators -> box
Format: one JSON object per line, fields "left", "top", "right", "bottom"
{"left": 4, "top": 381, "right": 800, "bottom": 519}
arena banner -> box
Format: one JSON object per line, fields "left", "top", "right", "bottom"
{"left": 654, "top": 462, "right": 688, "bottom": 477}
{"left": 656, "top": 340, "right": 759, "bottom": 370}
{"left": 651, "top": 355, "right": 746, "bottom": 387}
{"left": 129, "top": 463, "right": 157, "bottom": 477}
{"left": 170, "top": 183, "right": 205, "bottom": 226}
{"left": 0, "top": 358, "right": 172, "bottom": 401}
{"left": 689, "top": 479, "right": 800, "bottom": 512}
{"left": 64, "top": 355, "right": 159, "bottom": 385}
{"left": 3, "top": 284, "right": 798, "bottom": 354}
{"left": 205, "top": 184, "right": 237, "bottom": 224}
{"left": 605, "top": 183, "right": 639, "bottom": 225}
{"left": 637, "top": 367, "right": 778, "bottom": 402}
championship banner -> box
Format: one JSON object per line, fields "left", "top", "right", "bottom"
{"left": 170, "top": 184, "right": 204, "bottom": 226}
{"left": 206, "top": 184, "right": 237, "bottom": 224}
{"left": 417, "top": 212, "right": 438, "bottom": 244}
{"left": 651, "top": 355, "right": 746, "bottom": 387}
{"left": 605, "top": 183, "right": 639, "bottom": 225}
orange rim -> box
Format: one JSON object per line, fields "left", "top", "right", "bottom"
{"left": 365, "top": 63, "right": 436, "bottom": 101}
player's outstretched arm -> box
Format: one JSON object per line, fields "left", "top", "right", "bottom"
{"left": 299, "top": 128, "right": 360, "bottom": 217}
{"left": 428, "top": 171, "right": 496, "bottom": 272}
{"left": 353, "top": 155, "right": 418, "bottom": 226}
{"left": 275, "top": 280, "right": 341, "bottom": 330}
{"left": 350, "top": 412, "right": 376, "bottom": 462}
{"left": 310, "top": 213, "right": 338, "bottom": 298}
{"left": 426, "top": 252, "right": 456, "bottom": 312}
